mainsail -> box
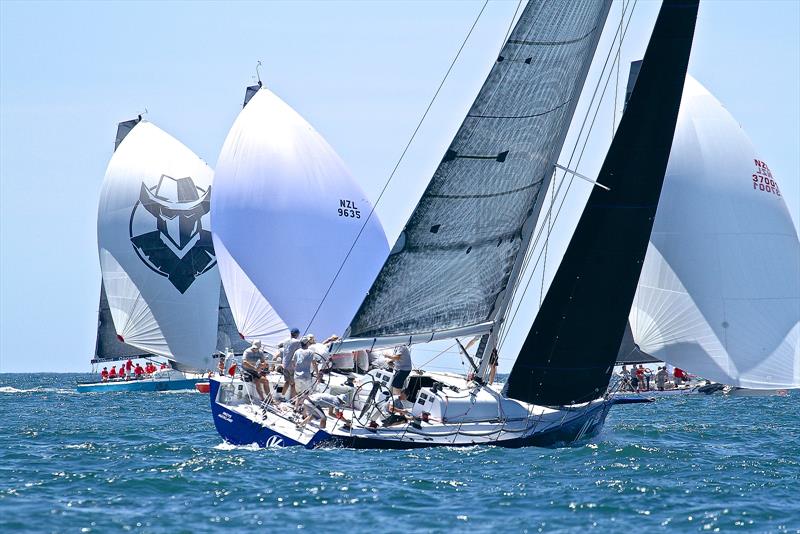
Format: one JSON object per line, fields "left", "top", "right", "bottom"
{"left": 630, "top": 75, "right": 800, "bottom": 389}
{"left": 504, "top": 0, "right": 698, "bottom": 406}
{"left": 211, "top": 86, "right": 389, "bottom": 346}
{"left": 97, "top": 120, "right": 220, "bottom": 369}
{"left": 347, "top": 0, "right": 612, "bottom": 339}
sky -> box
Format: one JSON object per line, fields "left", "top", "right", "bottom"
{"left": 1, "top": 0, "right": 798, "bottom": 373}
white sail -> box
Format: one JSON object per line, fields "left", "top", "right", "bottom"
{"left": 630, "top": 76, "right": 800, "bottom": 389}
{"left": 211, "top": 87, "right": 389, "bottom": 345}
{"left": 97, "top": 121, "right": 220, "bottom": 369}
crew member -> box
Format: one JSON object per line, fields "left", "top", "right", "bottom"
{"left": 292, "top": 337, "right": 318, "bottom": 407}
{"left": 125, "top": 359, "right": 133, "bottom": 376}
{"left": 109, "top": 365, "right": 117, "bottom": 379}
{"left": 242, "top": 340, "right": 271, "bottom": 403}
{"left": 119, "top": 366, "right": 126, "bottom": 380}
{"left": 134, "top": 363, "right": 145, "bottom": 379}
{"left": 299, "top": 392, "right": 349, "bottom": 430}
{"left": 655, "top": 366, "right": 668, "bottom": 391}
{"left": 388, "top": 344, "right": 413, "bottom": 400}
{"left": 100, "top": 367, "right": 109, "bottom": 381}
{"left": 280, "top": 328, "right": 302, "bottom": 402}
{"left": 488, "top": 348, "right": 499, "bottom": 385}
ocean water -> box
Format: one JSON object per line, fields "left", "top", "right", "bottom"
{"left": 1, "top": 374, "right": 798, "bottom": 533}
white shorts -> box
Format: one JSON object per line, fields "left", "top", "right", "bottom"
{"left": 295, "top": 377, "right": 313, "bottom": 395}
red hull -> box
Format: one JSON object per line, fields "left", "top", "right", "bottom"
{"left": 195, "top": 382, "right": 210, "bottom": 394}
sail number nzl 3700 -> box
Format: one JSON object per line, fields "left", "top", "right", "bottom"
{"left": 338, "top": 199, "right": 361, "bottom": 219}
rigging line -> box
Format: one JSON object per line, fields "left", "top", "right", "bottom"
{"left": 493, "top": 1, "right": 637, "bottom": 345}
{"left": 418, "top": 342, "right": 459, "bottom": 368}
{"left": 497, "top": 0, "right": 639, "bottom": 348}
{"left": 301, "top": 0, "right": 490, "bottom": 336}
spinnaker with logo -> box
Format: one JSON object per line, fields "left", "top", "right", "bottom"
{"left": 209, "top": 0, "right": 698, "bottom": 448}
{"left": 629, "top": 74, "right": 800, "bottom": 392}
{"left": 81, "top": 117, "right": 223, "bottom": 392}
{"left": 210, "top": 83, "right": 389, "bottom": 348}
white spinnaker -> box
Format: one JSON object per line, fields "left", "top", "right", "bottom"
{"left": 97, "top": 121, "right": 220, "bottom": 369}
{"left": 211, "top": 88, "right": 389, "bottom": 344}
{"left": 630, "top": 76, "right": 800, "bottom": 389}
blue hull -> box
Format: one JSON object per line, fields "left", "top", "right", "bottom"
{"left": 209, "top": 380, "right": 623, "bottom": 450}
{"left": 76, "top": 378, "right": 202, "bottom": 393}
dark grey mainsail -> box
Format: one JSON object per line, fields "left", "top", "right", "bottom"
{"left": 347, "top": 0, "right": 612, "bottom": 339}
{"left": 92, "top": 284, "right": 149, "bottom": 364}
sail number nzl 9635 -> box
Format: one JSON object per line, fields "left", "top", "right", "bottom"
{"left": 338, "top": 199, "right": 361, "bottom": 219}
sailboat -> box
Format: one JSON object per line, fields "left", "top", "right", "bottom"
{"left": 79, "top": 117, "right": 222, "bottom": 392}
{"left": 209, "top": 0, "right": 699, "bottom": 448}
{"left": 628, "top": 72, "right": 800, "bottom": 395}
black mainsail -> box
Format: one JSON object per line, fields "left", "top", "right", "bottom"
{"left": 347, "top": 0, "right": 612, "bottom": 340}
{"left": 504, "top": 0, "right": 699, "bottom": 406}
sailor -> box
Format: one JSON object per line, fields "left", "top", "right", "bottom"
{"left": 635, "top": 365, "right": 646, "bottom": 391}
{"left": 643, "top": 365, "right": 653, "bottom": 390}
{"left": 118, "top": 366, "right": 126, "bottom": 380}
{"left": 388, "top": 344, "right": 413, "bottom": 400}
{"left": 292, "top": 337, "right": 319, "bottom": 408}
{"left": 299, "top": 392, "right": 349, "bottom": 430}
{"left": 673, "top": 367, "right": 686, "bottom": 387}
{"left": 242, "top": 340, "right": 271, "bottom": 403}
{"left": 160, "top": 362, "right": 168, "bottom": 370}
{"left": 488, "top": 348, "right": 499, "bottom": 385}
{"left": 655, "top": 366, "right": 668, "bottom": 391}
{"left": 354, "top": 350, "right": 369, "bottom": 374}
{"left": 620, "top": 365, "right": 631, "bottom": 391}
{"left": 125, "top": 359, "right": 133, "bottom": 376}
{"left": 101, "top": 367, "right": 109, "bottom": 381}
{"left": 280, "top": 328, "right": 302, "bottom": 402}
{"left": 109, "top": 365, "right": 117, "bottom": 380}
{"left": 134, "top": 363, "right": 145, "bottom": 379}
{"left": 217, "top": 356, "right": 226, "bottom": 376}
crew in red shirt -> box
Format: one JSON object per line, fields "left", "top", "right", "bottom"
{"left": 134, "top": 363, "right": 145, "bottom": 379}
{"left": 119, "top": 366, "right": 126, "bottom": 380}
{"left": 126, "top": 359, "right": 133, "bottom": 375}
{"left": 160, "top": 362, "right": 167, "bottom": 370}
{"left": 100, "top": 367, "right": 109, "bottom": 381}
{"left": 109, "top": 366, "right": 117, "bottom": 379}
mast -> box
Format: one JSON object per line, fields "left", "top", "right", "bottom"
{"left": 504, "top": 0, "right": 699, "bottom": 406}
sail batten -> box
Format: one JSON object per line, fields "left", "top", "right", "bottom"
{"left": 504, "top": 0, "right": 699, "bottom": 406}
{"left": 348, "top": 0, "right": 613, "bottom": 339}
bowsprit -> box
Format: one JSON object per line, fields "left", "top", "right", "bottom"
{"left": 130, "top": 174, "right": 216, "bottom": 293}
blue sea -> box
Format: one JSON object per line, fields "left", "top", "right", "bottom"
{"left": 1, "top": 373, "right": 798, "bottom": 533}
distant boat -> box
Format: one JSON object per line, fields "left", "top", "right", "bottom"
{"left": 629, "top": 72, "right": 800, "bottom": 392}
{"left": 210, "top": 0, "right": 698, "bottom": 448}
{"left": 80, "top": 117, "right": 223, "bottom": 392}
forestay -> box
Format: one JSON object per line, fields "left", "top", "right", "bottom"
{"left": 211, "top": 87, "right": 388, "bottom": 346}
{"left": 630, "top": 76, "right": 800, "bottom": 389}
{"left": 347, "top": 0, "right": 612, "bottom": 338}
{"left": 97, "top": 121, "right": 220, "bottom": 369}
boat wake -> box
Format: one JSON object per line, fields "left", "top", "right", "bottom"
{"left": 213, "top": 441, "right": 264, "bottom": 452}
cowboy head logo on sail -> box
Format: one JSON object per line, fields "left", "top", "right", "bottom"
{"left": 130, "top": 175, "right": 216, "bottom": 293}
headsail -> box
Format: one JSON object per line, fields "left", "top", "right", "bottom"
{"left": 504, "top": 0, "right": 699, "bottom": 406}
{"left": 347, "top": 0, "right": 612, "bottom": 339}
{"left": 630, "top": 75, "right": 800, "bottom": 389}
{"left": 211, "top": 87, "right": 388, "bottom": 346}
{"left": 97, "top": 120, "right": 220, "bottom": 369}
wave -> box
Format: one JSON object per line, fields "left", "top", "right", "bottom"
{"left": 0, "top": 386, "right": 74, "bottom": 394}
